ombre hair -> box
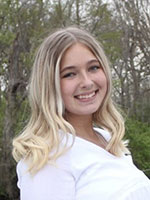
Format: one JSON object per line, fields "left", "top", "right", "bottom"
{"left": 12, "top": 26, "right": 128, "bottom": 174}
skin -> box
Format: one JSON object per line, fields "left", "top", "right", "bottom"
{"left": 60, "top": 43, "right": 108, "bottom": 148}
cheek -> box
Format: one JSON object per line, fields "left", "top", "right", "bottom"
{"left": 96, "top": 72, "right": 107, "bottom": 87}
{"left": 60, "top": 82, "right": 66, "bottom": 101}
{"left": 60, "top": 83, "right": 75, "bottom": 111}
{"left": 61, "top": 81, "right": 69, "bottom": 95}
{"left": 60, "top": 81, "right": 74, "bottom": 103}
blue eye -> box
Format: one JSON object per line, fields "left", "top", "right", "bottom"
{"left": 89, "top": 65, "right": 100, "bottom": 71}
{"left": 62, "top": 72, "right": 76, "bottom": 78}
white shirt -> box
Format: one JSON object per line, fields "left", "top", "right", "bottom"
{"left": 17, "top": 128, "right": 150, "bottom": 200}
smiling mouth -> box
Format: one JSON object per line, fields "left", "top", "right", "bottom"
{"left": 75, "top": 90, "right": 99, "bottom": 100}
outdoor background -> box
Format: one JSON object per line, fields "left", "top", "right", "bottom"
{"left": 0, "top": 0, "right": 150, "bottom": 199}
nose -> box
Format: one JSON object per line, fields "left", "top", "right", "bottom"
{"left": 79, "top": 72, "right": 94, "bottom": 89}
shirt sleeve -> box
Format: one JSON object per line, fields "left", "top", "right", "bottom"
{"left": 17, "top": 160, "right": 75, "bottom": 200}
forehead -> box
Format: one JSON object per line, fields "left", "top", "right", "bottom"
{"left": 60, "top": 43, "right": 97, "bottom": 67}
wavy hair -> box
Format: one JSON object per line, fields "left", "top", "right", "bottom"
{"left": 12, "top": 26, "right": 128, "bottom": 174}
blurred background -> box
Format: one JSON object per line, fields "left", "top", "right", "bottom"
{"left": 0, "top": 0, "right": 150, "bottom": 199}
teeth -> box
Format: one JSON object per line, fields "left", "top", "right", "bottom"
{"left": 77, "top": 91, "right": 95, "bottom": 99}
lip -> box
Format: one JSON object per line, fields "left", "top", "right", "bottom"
{"left": 75, "top": 89, "right": 99, "bottom": 97}
{"left": 74, "top": 89, "right": 99, "bottom": 102}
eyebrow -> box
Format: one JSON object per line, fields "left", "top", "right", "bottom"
{"left": 60, "top": 59, "right": 99, "bottom": 73}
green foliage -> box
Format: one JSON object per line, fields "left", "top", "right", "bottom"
{"left": 0, "top": 32, "right": 15, "bottom": 47}
{"left": 100, "top": 31, "right": 123, "bottom": 62}
{"left": 135, "top": 100, "right": 150, "bottom": 124}
{"left": 125, "top": 118, "right": 150, "bottom": 177}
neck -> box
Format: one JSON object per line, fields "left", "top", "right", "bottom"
{"left": 65, "top": 113, "right": 94, "bottom": 138}
{"left": 65, "top": 112, "right": 107, "bottom": 150}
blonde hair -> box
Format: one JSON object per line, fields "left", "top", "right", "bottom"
{"left": 12, "top": 26, "right": 128, "bottom": 174}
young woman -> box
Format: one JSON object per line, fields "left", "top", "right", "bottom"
{"left": 13, "top": 27, "right": 150, "bottom": 200}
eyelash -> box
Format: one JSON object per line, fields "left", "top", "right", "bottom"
{"left": 62, "top": 65, "right": 100, "bottom": 78}
{"left": 89, "top": 65, "right": 100, "bottom": 71}
{"left": 62, "top": 72, "right": 76, "bottom": 78}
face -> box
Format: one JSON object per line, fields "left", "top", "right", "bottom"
{"left": 60, "top": 43, "right": 107, "bottom": 118}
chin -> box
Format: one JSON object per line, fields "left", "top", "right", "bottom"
{"left": 76, "top": 108, "right": 99, "bottom": 116}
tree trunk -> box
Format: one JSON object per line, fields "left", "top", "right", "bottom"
{"left": 0, "top": 33, "right": 25, "bottom": 200}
